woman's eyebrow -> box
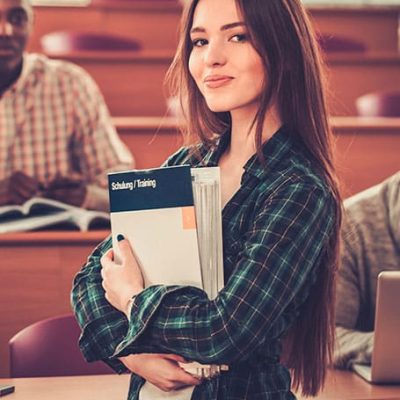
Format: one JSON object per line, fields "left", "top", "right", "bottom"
{"left": 190, "top": 21, "right": 246, "bottom": 34}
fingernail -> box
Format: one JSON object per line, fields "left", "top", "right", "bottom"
{"left": 117, "top": 234, "right": 125, "bottom": 242}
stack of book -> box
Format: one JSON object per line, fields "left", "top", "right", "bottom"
{"left": 108, "top": 165, "right": 226, "bottom": 399}
{"left": 191, "top": 167, "right": 224, "bottom": 299}
{"left": 108, "top": 165, "right": 224, "bottom": 298}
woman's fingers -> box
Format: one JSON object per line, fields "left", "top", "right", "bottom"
{"left": 100, "top": 248, "right": 114, "bottom": 268}
{"left": 119, "top": 353, "right": 202, "bottom": 391}
{"left": 118, "top": 238, "right": 136, "bottom": 265}
{"left": 161, "top": 354, "right": 187, "bottom": 363}
{"left": 172, "top": 369, "right": 202, "bottom": 387}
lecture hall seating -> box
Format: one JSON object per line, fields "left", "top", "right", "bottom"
{"left": 28, "top": 4, "right": 400, "bottom": 53}
{"left": 41, "top": 31, "right": 141, "bottom": 53}
{"left": 317, "top": 34, "right": 367, "bottom": 53}
{"left": 0, "top": 116, "right": 399, "bottom": 377}
{"left": 9, "top": 314, "right": 112, "bottom": 377}
{"left": 1, "top": 0, "right": 399, "bottom": 380}
{"left": 29, "top": 3, "right": 400, "bottom": 116}
{"left": 44, "top": 50, "right": 400, "bottom": 116}
{"left": 28, "top": 1, "right": 182, "bottom": 53}
{"left": 356, "top": 91, "right": 400, "bottom": 117}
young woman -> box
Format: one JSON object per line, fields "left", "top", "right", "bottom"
{"left": 72, "top": 0, "right": 342, "bottom": 398}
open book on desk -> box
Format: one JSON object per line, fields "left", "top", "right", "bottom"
{"left": 0, "top": 197, "right": 110, "bottom": 233}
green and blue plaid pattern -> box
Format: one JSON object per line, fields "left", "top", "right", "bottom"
{"left": 72, "top": 127, "right": 336, "bottom": 399}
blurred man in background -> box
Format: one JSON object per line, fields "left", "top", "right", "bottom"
{"left": 0, "top": 0, "right": 133, "bottom": 211}
{"left": 334, "top": 172, "right": 400, "bottom": 368}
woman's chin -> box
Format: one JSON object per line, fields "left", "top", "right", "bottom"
{"left": 205, "top": 102, "right": 231, "bottom": 113}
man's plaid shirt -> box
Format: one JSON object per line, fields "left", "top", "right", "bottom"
{"left": 0, "top": 53, "right": 133, "bottom": 210}
{"left": 72, "top": 127, "right": 336, "bottom": 399}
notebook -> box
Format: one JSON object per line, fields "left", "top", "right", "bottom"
{"left": 352, "top": 271, "right": 400, "bottom": 383}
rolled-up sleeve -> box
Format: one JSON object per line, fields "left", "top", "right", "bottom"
{"left": 71, "top": 235, "right": 128, "bottom": 373}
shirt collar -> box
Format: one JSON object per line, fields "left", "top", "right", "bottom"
{"left": 203, "top": 125, "right": 296, "bottom": 180}
{"left": 243, "top": 125, "right": 295, "bottom": 180}
{"left": 8, "top": 53, "right": 43, "bottom": 94}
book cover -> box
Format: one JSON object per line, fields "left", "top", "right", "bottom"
{"left": 109, "top": 166, "right": 227, "bottom": 398}
{"left": 108, "top": 165, "right": 203, "bottom": 289}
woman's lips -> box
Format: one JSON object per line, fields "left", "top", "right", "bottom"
{"left": 204, "top": 76, "right": 233, "bottom": 89}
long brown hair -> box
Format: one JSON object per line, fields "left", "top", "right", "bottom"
{"left": 166, "top": 0, "right": 342, "bottom": 396}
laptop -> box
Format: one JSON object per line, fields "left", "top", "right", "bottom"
{"left": 352, "top": 271, "right": 400, "bottom": 383}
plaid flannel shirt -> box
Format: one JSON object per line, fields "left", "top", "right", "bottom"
{"left": 0, "top": 53, "right": 133, "bottom": 210}
{"left": 72, "top": 126, "right": 336, "bottom": 399}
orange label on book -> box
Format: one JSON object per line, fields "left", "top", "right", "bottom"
{"left": 181, "top": 206, "right": 196, "bottom": 230}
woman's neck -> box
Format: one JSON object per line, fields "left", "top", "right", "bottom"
{"left": 228, "top": 103, "right": 282, "bottom": 160}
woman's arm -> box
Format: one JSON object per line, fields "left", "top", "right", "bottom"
{"left": 71, "top": 236, "right": 130, "bottom": 372}
{"left": 106, "top": 182, "right": 335, "bottom": 365}
{"left": 71, "top": 236, "right": 203, "bottom": 390}
{"left": 120, "top": 354, "right": 201, "bottom": 392}
{"left": 70, "top": 147, "right": 193, "bottom": 362}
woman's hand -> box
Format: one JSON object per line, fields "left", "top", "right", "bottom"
{"left": 101, "top": 236, "right": 144, "bottom": 315}
{"left": 120, "top": 353, "right": 202, "bottom": 392}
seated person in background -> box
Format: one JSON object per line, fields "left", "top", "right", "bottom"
{"left": 334, "top": 172, "right": 400, "bottom": 368}
{"left": 0, "top": 0, "right": 133, "bottom": 212}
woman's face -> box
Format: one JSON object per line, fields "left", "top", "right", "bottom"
{"left": 188, "top": 0, "right": 265, "bottom": 115}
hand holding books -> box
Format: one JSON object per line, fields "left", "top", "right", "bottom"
{"left": 100, "top": 234, "right": 144, "bottom": 317}
{"left": 108, "top": 166, "right": 204, "bottom": 289}
{"left": 119, "top": 354, "right": 201, "bottom": 394}
{"left": 107, "top": 166, "right": 227, "bottom": 398}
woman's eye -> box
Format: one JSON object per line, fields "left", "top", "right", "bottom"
{"left": 191, "top": 38, "right": 208, "bottom": 47}
{"left": 230, "top": 34, "right": 248, "bottom": 43}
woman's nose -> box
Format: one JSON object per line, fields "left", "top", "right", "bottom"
{"left": 203, "top": 41, "right": 227, "bottom": 67}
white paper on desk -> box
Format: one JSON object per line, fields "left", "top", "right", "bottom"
{"left": 139, "top": 381, "right": 194, "bottom": 400}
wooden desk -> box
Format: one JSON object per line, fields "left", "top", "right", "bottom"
{"left": 310, "top": 6, "right": 400, "bottom": 52}
{"left": 326, "top": 52, "right": 400, "bottom": 116}
{"left": 113, "top": 116, "right": 400, "bottom": 197}
{"left": 298, "top": 369, "right": 400, "bottom": 399}
{"left": 114, "top": 116, "right": 183, "bottom": 168}
{"left": 1, "top": 370, "right": 400, "bottom": 399}
{"left": 0, "top": 374, "right": 129, "bottom": 400}
{"left": 46, "top": 50, "right": 400, "bottom": 116}
{"left": 28, "top": 2, "right": 182, "bottom": 53}
{"left": 332, "top": 117, "right": 400, "bottom": 197}
{"left": 28, "top": 4, "right": 399, "bottom": 53}
{"left": 49, "top": 50, "right": 172, "bottom": 116}
{"left": 0, "top": 117, "right": 399, "bottom": 377}
{"left": 0, "top": 230, "right": 109, "bottom": 377}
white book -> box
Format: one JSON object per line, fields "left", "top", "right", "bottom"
{"left": 108, "top": 165, "right": 225, "bottom": 400}
{"left": 109, "top": 165, "right": 203, "bottom": 289}
{"left": 0, "top": 197, "right": 110, "bottom": 233}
